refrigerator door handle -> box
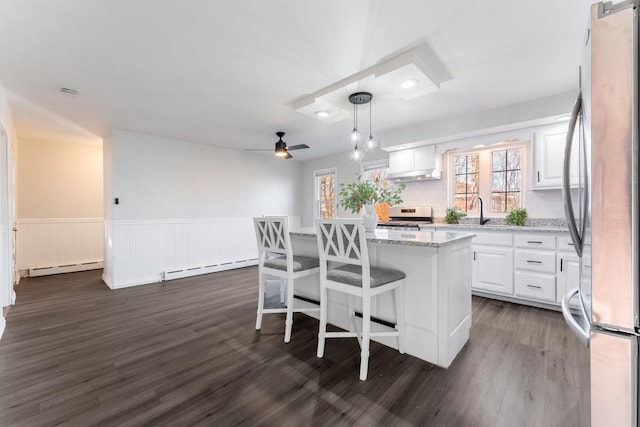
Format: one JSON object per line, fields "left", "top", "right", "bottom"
{"left": 563, "top": 91, "right": 583, "bottom": 257}
{"left": 561, "top": 287, "right": 590, "bottom": 346}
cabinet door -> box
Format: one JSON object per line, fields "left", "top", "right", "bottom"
{"left": 388, "top": 150, "right": 413, "bottom": 174}
{"left": 472, "top": 245, "right": 514, "bottom": 295}
{"left": 532, "top": 124, "right": 579, "bottom": 190}
{"left": 557, "top": 253, "right": 580, "bottom": 306}
{"left": 412, "top": 145, "right": 436, "bottom": 170}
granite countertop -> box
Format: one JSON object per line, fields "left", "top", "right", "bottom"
{"left": 421, "top": 223, "right": 569, "bottom": 233}
{"left": 290, "top": 227, "right": 475, "bottom": 248}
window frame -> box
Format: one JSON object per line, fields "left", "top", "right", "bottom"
{"left": 448, "top": 141, "right": 528, "bottom": 217}
{"left": 313, "top": 167, "right": 337, "bottom": 219}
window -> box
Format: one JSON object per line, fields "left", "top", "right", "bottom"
{"left": 314, "top": 169, "right": 336, "bottom": 219}
{"left": 450, "top": 143, "right": 525, "bottom": 214}
{"left": 453, "top": 153, "right": 479, "bottom": 212}
{"left": 491, "top": 148, "right": 522, "bottom": 212}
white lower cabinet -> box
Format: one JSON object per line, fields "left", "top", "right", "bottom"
{"left": 472, "top": 245, "right": 514, "bottom": 295}
{"left": 466, "top": 230, "right": 573, "bottom": 308}
{"left": 514, "top": 271, "right": 556, "bottom": 302}
{"left": 557, "top": 252, "right": 580, "bottom": 306}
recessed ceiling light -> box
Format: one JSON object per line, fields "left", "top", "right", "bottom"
{"left": 315, "top": 111, "right": 329, "bottom": 118}
{"left": 400, "top": 79, "right": 419, "bottom": 89}
{"left": 60, "top": 87, "right": 79, "bottom": 97}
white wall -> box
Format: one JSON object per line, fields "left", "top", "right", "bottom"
{"left": 103, "top": 129, "right": 303, "bottom": 288}
{"left": 0, "top": 80, "right": 18, "bottom": 337}
{"left": 17, "top": 139, "right": 103, "bottom": 219}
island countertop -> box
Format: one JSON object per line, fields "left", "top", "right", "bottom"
{"left": 289, "top": 227, "right": 475, "bottom": 248}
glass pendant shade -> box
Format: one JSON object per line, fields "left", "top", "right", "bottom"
{"left": 348, "top": 128, "right": 362, "bottom": 145}
{"left": 350, "top": 145, "right": 364, "bottom": 162}
{"left": 365, "top": 135, "right": 379, "bottom": 151}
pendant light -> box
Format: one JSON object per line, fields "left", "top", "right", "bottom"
{"left": 347, "top": 92, "right": 374, "bottom": 161}
{"left": 365, "top": 98, "right": 379, "bottom": 152}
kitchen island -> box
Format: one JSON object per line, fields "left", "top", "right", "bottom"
{"left": 288, "top": 228, "right": 475, "bottom": 368}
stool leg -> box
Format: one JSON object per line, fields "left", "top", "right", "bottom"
{"left": 284, "top": 275, "right": 294, "bottom": 343}
{"left": 317, "top": 285, "right": 328, "bottom": 358}
{"left": 395, "top": 285, "right": 405, "bottom": 354}
{"left": 359, "top": 295, "right": 371, "bottom": 381}
{"left": 256, "top": 272, "right": 265, "bottom": 330}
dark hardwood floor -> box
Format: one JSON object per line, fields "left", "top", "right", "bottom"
{"left": 0, "top": 268, "right": 582, "bottom": 426}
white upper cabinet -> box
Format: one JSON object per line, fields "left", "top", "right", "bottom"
{"left": 388, "top": 149, "right": 413, "bottom": 173}
{"left": 531, "top": 123, "right": 579, "bottom": 190}
{"left": 388, "top": 145, "right": 439, "bottom": 175}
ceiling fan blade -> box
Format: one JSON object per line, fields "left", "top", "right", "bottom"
{"left": 285, "top": 152, "right": 293, "bottom": 159}
{"left": 288, "top": 144, "right": 309, "bottom": 151}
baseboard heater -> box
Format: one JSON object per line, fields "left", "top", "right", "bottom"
{"left": 163, "top": 258, "right": 259, "bottom": 281}
{"left": 29, "top": 261, "right": 104, "bottom": 277}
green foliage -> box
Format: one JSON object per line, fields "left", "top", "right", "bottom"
{"left": 444, "top": 207, "right": 467, "bottom": 224}
{"left": 505, "top": 207, "right": 528, "bottom": 226}
{"left": 339, "top": 175, "right": 406, "bottom": 214}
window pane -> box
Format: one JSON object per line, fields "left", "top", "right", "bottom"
{"left": 320, "top": 201, "right": 334, "bottom": 219}
{"left": 467, "top": 173, "right": 479, "bottom": 193}
{"left": 320, "top": 175, "right": 335, "bottom": 201}
{"left": 492, "top": 193, "right": 506, "bottom": 212}
{"left": 454, "top": 195, "right": 467, "bottom": 211}
{"left": 492, "top": 150, "right": 506, "bottom": 171}
{"left": 507, "top": 149, "right": 521, "bottom": 170}
{"left": 455, "top": 175, "right": 467, "bottom": 194}
{"left": 469, "top": 153, "right": 479, "bottom": 173}
{"left": 492, "top": 171, "right": 506, "bottom": 191}
{"left": 507, "top": 170, "right": 521, "bottom": 192}
{"left": 454, "top": 155, "right": 467, "bottom": 175}
{"left": 507, "top": 193, "right": 521, "bottom": 211}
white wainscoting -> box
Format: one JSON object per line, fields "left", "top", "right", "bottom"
{"left": 105, "top": 216, "right": 299, "bottom": 289}
{"left": 16, "top": 218, "right": 104, "bottom": 276}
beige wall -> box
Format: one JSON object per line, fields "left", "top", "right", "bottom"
{"left": 17, "top": 139, "right": 103, "bottom": 219}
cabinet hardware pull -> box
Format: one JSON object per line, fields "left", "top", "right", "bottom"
{"left": 473, "top": 251, "right": 476, "bottom": 261}
{"left": 537, "top": 171, "right": 540, "bottom": 182}
{"left": 527, "top": 241, "right": 543, "bottom": 244}
{"left": 560, "top": 258, "right": 563, "bottom": 272}
{"left": 526, "top": 260, "right": 543, "bottom": 264}
{"left": 526, "top": 284, "right": 542, "bottom": 289}
{"left": 568, "top": 242, "right": 574, "bottom": 246}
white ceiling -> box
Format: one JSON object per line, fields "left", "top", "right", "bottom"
{"left": 0, "top": 0, "right": 594, "bottom": 161}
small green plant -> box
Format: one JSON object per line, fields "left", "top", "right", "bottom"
{"left": 505, "top": 207, "right": 528, "bottom": 226}
{"left": 444, "top": 207, "right": 467, "bottom": 224}
{"left": 339, "top": 175, "right": 405, "bottom": 214}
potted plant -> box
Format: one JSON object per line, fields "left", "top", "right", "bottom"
{"left": 505, "top": 207, "right": 528, "bottom": 226}
{"left": 444, "top": 207, "right": 467, "bottom": 224}
{"left": 339, "top": 175, "right": 405, "bottom": 231}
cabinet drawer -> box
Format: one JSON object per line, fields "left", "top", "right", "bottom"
{"left": 515, "top": 271, "right": 556, "bottom": 302}
{"left": 514, "top": 234, "right": 556, "bottom": 250}
{"left": 558, "top": 235, "right": 578, "bottom": 253}
{"left": 472, "top": 232, "right": 513, "bottom": 247}
{"left": 514, "top": 250, "right": 556, "bottom": 273}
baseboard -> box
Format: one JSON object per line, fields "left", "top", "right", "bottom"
{"left": 163, "top": 259, "right": 258, "bottom": 281}
{"left": 29, "top": 261, "right": 104, "bottom": 277}
{"left": 472, "top": 290, "right": 561, "bottom": 312}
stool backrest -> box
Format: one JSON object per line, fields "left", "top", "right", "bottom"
{"left": 253, "top": 216, "right": 292, "bottom": 264}
{"left": 315, "top": 218, "right": 369, "bottom": 269}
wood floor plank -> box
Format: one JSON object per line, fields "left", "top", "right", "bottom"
{"left": 0, "top": 268, "right": 582, "bottom": 426}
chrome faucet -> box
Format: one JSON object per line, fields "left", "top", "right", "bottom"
{"left": 470, "top": 196, "right": 491, "bottom": 225}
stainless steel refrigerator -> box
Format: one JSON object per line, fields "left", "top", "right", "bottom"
{"left": 562, "top": 1, "right": 640, "bottom": 426}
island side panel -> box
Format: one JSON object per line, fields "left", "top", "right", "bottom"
{"left": 369, "top": 242, "right": 440, "bottom": 363}
{"left": 437, "top": 240, "right": 472, "bottom": 368}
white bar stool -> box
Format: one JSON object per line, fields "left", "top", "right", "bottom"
{"left": 253, "top": 216, "right": 320, "bottom": 343}
{"left": 315, "top": 218, "right": 405, "bottom": 381}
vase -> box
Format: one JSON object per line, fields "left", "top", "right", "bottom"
{"left": 361, "top": 204, "right": 378, "bottom": 232}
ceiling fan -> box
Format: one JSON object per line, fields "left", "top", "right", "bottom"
{"left": 247, "top": 132, "right": 309, "bottom": 159}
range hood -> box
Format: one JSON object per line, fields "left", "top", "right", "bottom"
{"left": 386, "top": 145, "right": 441, "bottom": 181}
{"left": 386, "top": 168, "right": 441, "bottom": 181}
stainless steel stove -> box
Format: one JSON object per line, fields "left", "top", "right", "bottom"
{"left": 377, "top": 206, "right": 434, "bottom": 230}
